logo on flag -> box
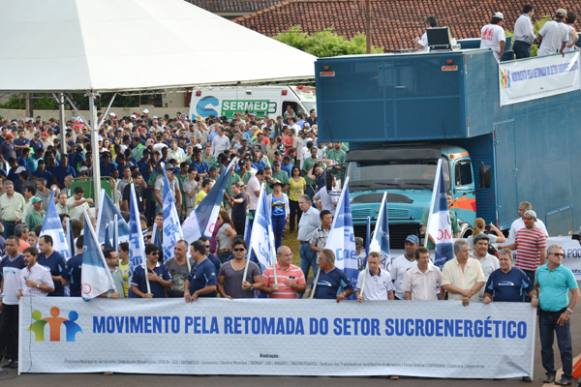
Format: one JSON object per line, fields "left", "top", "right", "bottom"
{"left": 81, "top": 210, "right": 116, "bottom": 300}
{"left": 426, "top": 159, "right": 454, "bottom": 267}
{"left": 182, "top": 160, "right": 234, "bottom": 243}
{"left": 325, "top": 177, "right": 358, "bottom": 289}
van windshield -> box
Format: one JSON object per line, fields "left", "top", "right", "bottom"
{"left": 348, "top": 160, "right": 447, "bottom": 190}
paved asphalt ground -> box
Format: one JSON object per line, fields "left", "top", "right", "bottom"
{"left": 1, "top": 295, "right": 579, "bottom": 387}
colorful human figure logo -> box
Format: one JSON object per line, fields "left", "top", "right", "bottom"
{"left": 29, "top": 307, "right": 82, "bottom": 342}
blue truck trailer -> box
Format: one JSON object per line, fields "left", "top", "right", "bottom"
{"left": 315, "top": 49, "right": 581, "bottom": 248}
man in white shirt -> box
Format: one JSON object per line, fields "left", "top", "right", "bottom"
{"left": 211, "top": 126, "right": 230, "bottom": 157}
{"left": 537, "top": 9, "right": 568, "bottom": 57}
{"left": 471, "top": 234, "right": 499, "bottom": 299}
{"left": 390, "top": 235, "right": 419, "bottom": 300}
{"left": 18, "top": 246, "right": 54, "bottom": 297}
{"left": 513, "top": 4, "right": 536, "bottom": 58}
{"left": 564, "top": 11, "right": 578, "bottom": 53}
{"left": 508, "top": 201, "right": 548, "bottom": 240}
{"left": 356, "top": 251, "right": 395, "bottom": 301}
{"left": 403, "top": 247, "right": 443, "bottom": 301}
{"left": 442, "top": 240, "right": 485, "bottom": 306}
{"left": 480, "top": 12, "right": 506, "bottom": 61}
{"left": 416, "top": 16, "right": 438, "bottom": 51}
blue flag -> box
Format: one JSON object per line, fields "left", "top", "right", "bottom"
{"left": 369, "top": 192, "right": 391, "bottom": 270}
{"left": 39, "top": 190, "right": 70, "bottom": 260}
{"left": 81, "top": 210, "right": 115, "bottom": 300}
{"left": 324, "top": 177, "right": 358, "bottom": 290}
{"left": 128, "top": 184, "right": 147, "bottom": 275}
{"left": 161, "top": 165, "right": 184, "bottom": 262}
{"left": 249, "top": 184, "right": 277, "bottom": 270}
{"left": 96, "top": 189, "right": 130, "bottom": 248}
{"left": 426, "top": 159, "right": 454, "bottom": 268}
{"left": 182, "top": 159, "right": 234, "bottom": 243}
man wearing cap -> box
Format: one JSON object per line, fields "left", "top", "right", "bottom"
{"left": 25, "top": 197, "right": 44, "bottom": 230}
{"left": 0, "top": 181, "right": 25, "bottom": 237}
{"left": 480, "top": 12, "right": 506, "bottom": 61}
{"left": 508, "top": 201, "right": 548, "bottom": 240}
{"left": 537, "top": 9, "right": 569, "bottom": 56}
{"left": 507, "top": 209, "right": 547, "bottom": 284}
{"left": 390, "top": 235, "right": 419, "bottom": 300}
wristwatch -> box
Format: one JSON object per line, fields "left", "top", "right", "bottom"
{"left": 566, "top": 308, "right": 573, "bottom": 314}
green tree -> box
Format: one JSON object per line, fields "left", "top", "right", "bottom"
{"left": 275, "top": 26, "right": 383, "bottom": 57}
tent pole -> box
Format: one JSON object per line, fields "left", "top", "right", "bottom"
{"left": 59, "top": 92, "right": 67, "bottom": 155}
{"left": 88, "top": 91, "right": 102, "bottom": 209}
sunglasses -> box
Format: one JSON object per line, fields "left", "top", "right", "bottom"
{"left": 233, "top": 248, "right": 245, "bottom": 252}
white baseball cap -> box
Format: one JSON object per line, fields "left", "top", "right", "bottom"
{"left": 494, "top": 12, "right": 504, "bottom": 19}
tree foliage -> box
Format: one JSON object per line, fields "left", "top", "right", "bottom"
{"left": 275, "top": 26, "right": 383, "bottom": 57}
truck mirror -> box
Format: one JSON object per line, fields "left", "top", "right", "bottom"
{"left": 479, "top": 163, "right": 491, "bottom": 189}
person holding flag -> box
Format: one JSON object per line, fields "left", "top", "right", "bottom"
{"left": 312, "top": 249, "right": 353, "bottom": 302}
{"left": 80, "top": 210, "right": 118, "bottom": 300}
{"left": 356, "top": 251, "right": 394, "bottom": 301}
{"left": 128, "top": 183, "right": 152, "bottom": 297}
{"left": 129, "top": 244, "right": 172, "bottom": 298}
{"left": 260, "top": 245, "right": 306, "bottom": 299}
{"left": 311, "top": 177, "right": 358, "bottom": 298}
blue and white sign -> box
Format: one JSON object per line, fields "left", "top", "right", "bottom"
{"left": 19, "top": 297, "right": 536, "bottom": 378}
{"left": 499, "top": 52, "right": 581, "bottom": 106}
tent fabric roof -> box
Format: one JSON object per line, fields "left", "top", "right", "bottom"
{"left": 0, "top": 0, "right": 316, "bottom": 92}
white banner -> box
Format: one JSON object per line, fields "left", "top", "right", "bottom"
{"left": 499, "top": 52, "right": 581, "bottom": 106}
{"left": 19, "top": 298, "right": 536, "bottom": 378}
{"left": 548, "top": 236, "right": 581, "bottom": 279}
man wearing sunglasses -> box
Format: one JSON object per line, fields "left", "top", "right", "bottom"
{"left": 535, "top": 245, "right": 579, "bottom": 386}
{"left": 217, "top": 239, "right": 261, "bottom": 299}
{"left": 129, "top": 244, "right": 172, "bottom": 299}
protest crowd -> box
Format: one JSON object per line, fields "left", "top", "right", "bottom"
{"left": 0, "top": 6, "right": 580, "bottom": 382}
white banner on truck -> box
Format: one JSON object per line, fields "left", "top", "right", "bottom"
{"left": 19, "top": 297, "right": 535, "bottom": 378}
{"left": 547, "top": 236, "right": 581, "bottom": 279}
{"left": 499, "top": 52, "right": 581, "bottom": 106}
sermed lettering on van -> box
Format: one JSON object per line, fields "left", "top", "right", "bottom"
{"left": 221, "top": 100, "right": 270, "bottom": 117}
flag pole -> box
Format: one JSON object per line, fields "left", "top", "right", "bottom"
{"left": 309, "top": 267, "right": 320, "bottom": 299}
{"left": 424, "top": 159, "right": 443, "bottom": 248}
{"left": 145, "top": 262, "right": 152, "bottom": 295}
{"left": 241, "top": 246, "right": 252, "bottom": 287}
{"left": 365, "top": 216, "right": 371, "bottom": 255}
{"left": 113, "top": 214, "right": 119, "bottom": 251}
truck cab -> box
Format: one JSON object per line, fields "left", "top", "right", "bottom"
{"left": 347, "top": 144, "right": 476, "bottom": 247}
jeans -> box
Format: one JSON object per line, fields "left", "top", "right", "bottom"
{"left": 2, "top": 221, "right": 16, "bottom": 238}
{"left": 513, "top": 40, "right": 532, "bottom": 59}
{"left": 272, "top": 216, "right": 286, "bottom": 251}
{"left": 539, "top": 309, "right": 573, "bottom": 378}
{"left": 300, "top": 242, "right": 318, "bottom": 281}
{"left": 0, "top": 303, "right": 19, "bottom": 360}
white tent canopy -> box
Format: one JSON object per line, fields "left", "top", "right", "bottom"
{"left": 0, "top": 0, "right": 316, "bottom": 92}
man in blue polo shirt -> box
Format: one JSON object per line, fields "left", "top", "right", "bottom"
{"left": 66, "top": 236, "right": 84, "bottom": 297}
{"left": 483, "top": 248, "right": 537, "bottom": 303}
{"left": 535, "top": 244, "right": 580, "bottom": 386}
{"left": 184, "top": 240, "right": 217, "bottom": 302}
{"left": 312, "top": 249, "right": 353, "bottom": 302}
{"left": 129, "top": 244, "right": 172, "bottom": 298}
{"left": 37, "top": 235, "right": 67, "bottom": 297}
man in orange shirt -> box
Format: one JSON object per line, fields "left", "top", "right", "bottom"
{"left": 261, "top": 246, "right": 306, "bottom": 299}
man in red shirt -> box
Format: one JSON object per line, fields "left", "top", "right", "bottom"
{"left": 509, "top": 210, "right": 547, "bottom": 284}
{"left": 260, "top": 245, "right": 306, "bottom": 299}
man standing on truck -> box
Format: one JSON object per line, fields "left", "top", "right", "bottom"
{"left": 537, "top": 8, "right": 569, "bottom": 57}
{"left": 480, "top": 12, "right": 506, "bottom": 61}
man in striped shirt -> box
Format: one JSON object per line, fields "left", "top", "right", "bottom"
{"left": 261, "top": 245, "right": 306, "bottom": 299}
{"left": 509, "top": 210, "right": 547, "bottom": 284}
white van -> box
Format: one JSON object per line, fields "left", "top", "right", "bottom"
{"left": 189, "top": 86, "right": 316, "bottom": 120}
